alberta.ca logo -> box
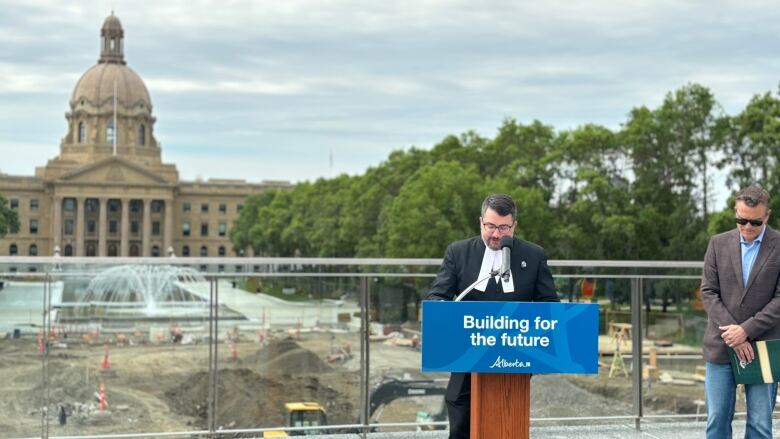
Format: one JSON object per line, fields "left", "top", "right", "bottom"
{"left": 490, "top": 355, "right": 531, "bottom": 369}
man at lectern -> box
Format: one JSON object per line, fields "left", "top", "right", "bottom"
{"left": 426, "top": 193, "right": 559, "bottom": 439}
{"left": 701, "top": 185, "right": 780, "bottom": 439}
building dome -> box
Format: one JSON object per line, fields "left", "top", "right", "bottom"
{"left": 69, "top": 13, "right": 151, "bottom": 111}
{"left": 70, "top": 63, "right": 151, "bottom": 110}
{"left": 57, "top": 13, "right": 161, "bottom": 168}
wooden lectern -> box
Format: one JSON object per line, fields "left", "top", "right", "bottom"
{"left": 471, "top": 373, "right": 530, "bottom": 439}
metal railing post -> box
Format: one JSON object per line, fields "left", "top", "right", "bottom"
{"left": 359, "top": 276, "right": 370, "bottom": 438}
{"left": 213, "top": 277, "right": 219, "bottom": 435}
{"left": 207, "top": 276, "right": 220, "bottom": 436}
{"left": 41, "top": 273, "right": 51, "bottom": 439}
{"left": 631, "top": 276, "right": 643, "bottom": 430}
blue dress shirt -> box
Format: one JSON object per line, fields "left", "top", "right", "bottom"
{"left": 740, "top": 226, "right": 767, "bottom": 288}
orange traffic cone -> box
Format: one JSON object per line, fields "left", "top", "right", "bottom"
{"left": 101, "top": 344, "right": 110, "bottom": 370}
{"left": 230, "top": 340, "right": 238, "bottom": 361}
{"left": 99, "top": 382, "right": 107, "bottom": 411}
{"left": 37, "top": 330, "right": 45, "bottom": 354}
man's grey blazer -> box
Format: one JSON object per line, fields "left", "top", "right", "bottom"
{"left": 701, "top": 227, "right": 780, "bottom": 363}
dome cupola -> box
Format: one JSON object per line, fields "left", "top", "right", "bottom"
{"left": 99, "top": 13, "right": 125, "bottom": 65}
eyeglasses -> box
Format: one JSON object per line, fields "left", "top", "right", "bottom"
{"left": 735, "top": 217, "right": 764, "bottom": 227}
{"left": 482, "top": 222, "right": 513, "bottom": 233}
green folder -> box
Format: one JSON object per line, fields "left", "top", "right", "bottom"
{"left": 728, "top": 340, "right": 780, "bottom": 384}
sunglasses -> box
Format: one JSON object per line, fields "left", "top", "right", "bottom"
{"left": 735, "top": 217, "right": 764, "bottom": 227}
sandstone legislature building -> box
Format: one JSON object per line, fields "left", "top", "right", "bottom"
{"left": 0, "top": 14, "right": 290, "bottom": 259}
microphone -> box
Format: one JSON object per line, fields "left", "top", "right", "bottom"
{"left": 500, "top": 235, "right": 513, "bottom": 283}
{"left": 454, "top": 268, "right": 500, "bottom": 302}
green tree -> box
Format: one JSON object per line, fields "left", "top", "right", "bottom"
{"left": 229, "top": 191, "right": 276, "bottom": 253}
{"left": 621, "top": 84, "right": 718, "bottom": 259}
{"left": 380, "top": 161, "right": 485, "bottom": 258}
{"left": 341, "top": 147, "right": 434, "bottom": 256}
{"left": 725, "top": 90, "right": 780, "bottom": 189}
{"left": 247, "top": 191, "right": 296, "bottom": 256}
{"left": 0, "top": 195, "right": 19, "bottom": 238}
{"left": 484, "top": 119, "right": 558, "bottom": 201}
{"left": 297, "top": 175, "right": 356, "bottom": 257}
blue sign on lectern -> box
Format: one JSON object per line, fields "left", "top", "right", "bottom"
{"left": 422, "top": 301, "right": 598, "bottom": 374}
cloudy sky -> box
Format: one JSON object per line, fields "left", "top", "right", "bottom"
{"left": 1, "top": 0, "right": 779, "bottom": 192}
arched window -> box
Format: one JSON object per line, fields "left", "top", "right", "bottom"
{"left": 152, "top": 245, "right": 160, "bottom": 257}
{"left": 130, "top": 244, "right": 140, "bottom": 257}
{"left": 29, "top": 244, "right": 38, "bottom": 256}
{"left": 200, "top": 246, "right": 208, "bottom": 257}
{"left": 138, "top": 124, "right": 146, "bottom": 146}
{"left": 106, "top": 120, "right": 115, "bottom": 144}
{"left": 108, "top": 244, "right": 118, "bottom": 257}
{"left": 64, "top": 245, "right": 73, "bottom": 256}
{"left": 78, "top": 121, "right": 86, "bottom": 143}
{"left": 9, "top": 244, "right": 17, "bottom": 256}
{"left": 218, "top": 246, "right": 226, "bottom": 257}
{"left": 182, "top": 245, "right": 190, "bottom": 257}
{"left": 86, "top": 244, "right": 96, "bottom": 256}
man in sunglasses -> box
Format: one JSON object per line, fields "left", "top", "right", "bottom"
{"left": 426, "top": 194, "right": 559, "bottom": 439}
{"left": 701, "top": 185, "right": 780, "bottom": 439}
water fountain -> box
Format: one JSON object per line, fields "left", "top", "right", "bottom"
{"left": 77, "top": 265, "right": 207, "bottom": 317}
{"left": 58, "top": 265, "right": 246, "bottom": 326}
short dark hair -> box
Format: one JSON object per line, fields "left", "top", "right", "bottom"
{"left": 481, "top": 194, "right": 517, "bottom": 220}
{"left": 735, "top": 185, "right": 770, "bottom": 208}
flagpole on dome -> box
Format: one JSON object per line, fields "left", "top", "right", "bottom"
{"left": 113, "top": 78, "right": 117, "bottom": 156}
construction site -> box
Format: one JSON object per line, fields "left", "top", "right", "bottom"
{"left": 0, "top": 268, "right": 718, "bottom": 438}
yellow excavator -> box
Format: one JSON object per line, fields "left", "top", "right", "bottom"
{"left": 263, "top": 378, "right": 447, "bottom": 437}
{"left": 263, "top": 402, "right": 327, "bottom": 437}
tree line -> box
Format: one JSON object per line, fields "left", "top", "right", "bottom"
{"left": 4, "top": 83, "right": 775, "bottom": 261}
{"left": 229, "top": 83, "right": 780, "bottom": 261}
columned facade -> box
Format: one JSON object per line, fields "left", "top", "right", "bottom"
{"left": 98, "top": 197, "right": 107, "bottom": 256}
{"left": 120, "top": 198, "right": 129, "bottom": 257}
{"left": 142, "top": 199, "right": 151, "bottom": 256}
{"left": 49, "top": 194, "right": 182, "bottom": 257}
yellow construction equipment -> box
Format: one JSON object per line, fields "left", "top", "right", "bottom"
{"left": 263, "top": 402, "right": 327, "bottom": 437}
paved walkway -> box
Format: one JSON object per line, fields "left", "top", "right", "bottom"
{"left": 301, "top": 419, "right": 780, "bottom": 438}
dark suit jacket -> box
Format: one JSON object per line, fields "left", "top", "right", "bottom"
{"left": 426, "top": 235, "right": 559, "bottom": 400}
{"left": 701, "top": 227, "right": 780, "bottom": 363}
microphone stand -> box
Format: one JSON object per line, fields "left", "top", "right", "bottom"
{"left": 454, "top": 269, "right": 499, "bottom": 302}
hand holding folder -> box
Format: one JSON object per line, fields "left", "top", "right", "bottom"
{"left": 728, "top": 340, "right": 780, "bottom": 385}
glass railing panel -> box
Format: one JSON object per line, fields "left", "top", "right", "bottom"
{"left": 639, "top": 276, "right": 708, "bottom": 421}
{"left": 213, "top": 273, "right": 362, "bottom": 436}
{"left": 549, "top": 266, "right": 706, "bottom": 425}
{"left": 0, "top": 272, "right": 46, "bottom": 438}
{"left": 43, "top": 267, "right": 211, "bottom": 437}
{"left": 367, "top": 274, "right": 448, "bottom": 433}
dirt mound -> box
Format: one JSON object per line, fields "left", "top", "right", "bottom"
{"left": 247, "top": 338, "right": 332, "bottom": 376}
{"left": 164, "top": 368, "right": 354, "bottom": 429}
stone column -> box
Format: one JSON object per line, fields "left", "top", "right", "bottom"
{"left": 52, "top": 196, "right": 62, "bottom": 253}
{"left": 142, "top": 199, "right": 151, "bottom": 257}
{"left": 164, "top": 199, "right": 173, "bottom": 256}
{"left": 98, "top": 197, "right": 107, "bottom": 256}
{"left": 75, "top": 197, "right": 85, "bottom": 256}
{"left": 120, "top": 198, "right": 129, "bottom": 257}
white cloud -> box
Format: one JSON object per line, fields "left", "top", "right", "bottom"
{"left": 145, "top": 78, "right": 308, "bottom": 95}
{"left": 0, "top": 63, "right": 79, "bottom": 94}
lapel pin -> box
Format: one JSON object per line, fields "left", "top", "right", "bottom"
{"left": 521, "top": 261, "right": 527, "bottom": 268}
